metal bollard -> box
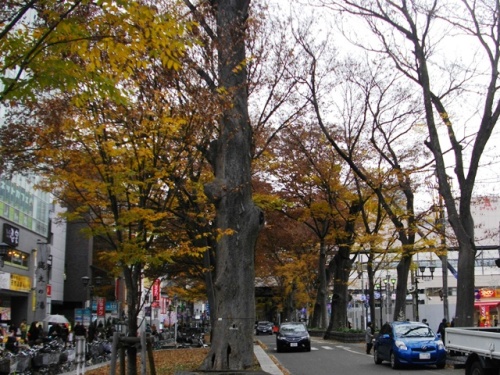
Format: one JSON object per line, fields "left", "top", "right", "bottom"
{"left": 75, "top": 336, "right": 86, "bottom": 375}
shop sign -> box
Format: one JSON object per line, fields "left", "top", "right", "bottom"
{"left": 0, "top": 273, "right": 9, "bottom": 289}
{"left": 10, "top": 274, "right": 31, "bottom": 292}
{"left": 74, "top": 308, "right": 84, "bottom": 324}
{"left": 152, "top": 279, "right": 160, "bottom": 301}
{"left": 82, "top": 308, "right": 91, "bottom": 327}
{"left": 105, "top": 301, "right": 118, "bottom": 313}
{"left": 2, "top": 223, "right": 19, "bottom": 247}
{"left": 96, "top": 297, "right": 106, "bottom": 317}
{"left": 479, "top": 288, "right": 496, "bottom": 299}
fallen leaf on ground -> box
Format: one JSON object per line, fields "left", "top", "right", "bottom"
{"left": 86, "top": 348, "right": 209, "bottom": 375}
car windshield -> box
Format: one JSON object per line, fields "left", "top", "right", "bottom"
{"left": 394, "top": 324, "right": 435, "bottom": 338}
{"left": 281, "top": 324, "right": 306, "bottom": 333}
{"left": 258, "top": 322, "right": 272, "bottom": 326}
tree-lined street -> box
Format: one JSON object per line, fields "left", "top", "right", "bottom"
{"left": 1, "top": 0, "right": 500, "bottom": 373}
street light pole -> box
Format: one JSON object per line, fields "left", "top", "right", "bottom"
{"left": 82, "top": 276, "right": 90, "bottom": 308}
{"left": 414, "top": 275, "right": 420, "bottom": 322}
{"left": 375, "top": 282, "right": 383, "bottom": 330}
{"left": 81, "top": 276, "right": 102, "bottom": 322}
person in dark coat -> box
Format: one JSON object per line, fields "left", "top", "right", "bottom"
{"left": 5, "top": 329, "right": 18, "bottom": 354}
{"left": 27, "top": 321, "right": 40, "bottom": 346}
{"left": 74, "top": 322, "right": 86, "bottom": 337}
{"left": 437, "top": 318, "right": 447, "bottom": 341}
{"left": 61, "top": 324, "right": 69, "bottom": 346}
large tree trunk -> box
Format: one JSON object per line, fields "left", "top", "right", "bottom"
{"left": 326, "top": 250, "right": 352, "bottom": 333}
{"left": 201, "top": 0, "right": 262, "bottom": 371}
{"left": 325, "top": 203, "right": 361, "bottom": 334}
{"left": 449, "top": 196, "right": 476, "bottom": 327}
{"left": 310, "top": 240, "right": 328, "bottom": 329}
{"left": 394, "top": 256, "right": 412, "bottom": 321}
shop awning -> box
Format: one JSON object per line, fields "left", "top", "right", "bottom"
{"left": 474, "top": 301, "right": 500, "bottom": 307}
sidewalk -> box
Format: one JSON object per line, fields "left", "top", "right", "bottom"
{"left": 69, "top": 344, "right": 283, "bottom": 375}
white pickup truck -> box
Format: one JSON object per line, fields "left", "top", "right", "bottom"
{"left": 446, "top": 327, "right": 500, "bottom": 375}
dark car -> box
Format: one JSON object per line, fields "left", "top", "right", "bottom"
{"left": 374, "top": 321, "right": 446, "bottom": 369}
{"left": 276, "top": 322, "right": 311, "bottom": 352}
{"left": 256, "top": 321, "right": 274, "bottom": 335}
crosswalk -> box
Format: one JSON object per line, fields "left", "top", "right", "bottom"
{"left": 272, "top": 344, "right": 369, "bottom": 357}
{"left": 275, "top": 345, "right": 354, "bottom": 351}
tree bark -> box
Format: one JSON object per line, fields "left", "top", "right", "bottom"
{"left": 325, "top": 202, "right": 361, "bottom": 334}
{"left": 123, "top": 265, "right": 140, "bottom": 375}
{"left": 326, "top": 251, "right": 352, "bottom": 333}
{"left": 200, "top": 0, "right": 261, "bottom": 371}
{"left": 310, "top": 240, "right": 328, "bottom": 329}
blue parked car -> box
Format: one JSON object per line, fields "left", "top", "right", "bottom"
{"left": 374, "top": 321, "right": 446, "bottom": 369}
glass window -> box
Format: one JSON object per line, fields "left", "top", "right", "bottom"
{"left": 5, "top": 249, "right": 29, "bottom": 268}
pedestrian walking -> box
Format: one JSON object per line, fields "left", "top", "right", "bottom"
{"left": 365, "top": 322, "right": 374, "bottom": 354}
{"left": 437, "top": 318, "right": 447, "bottom": 342}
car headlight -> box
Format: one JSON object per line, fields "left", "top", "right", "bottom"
{"left": 436, "top": 340, "right": 445, "bottom": 350}
{"left": 395, "top": 340, "right": 407, "bottom": 350}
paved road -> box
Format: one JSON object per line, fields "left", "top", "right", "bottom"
{"left": 256, "top": 334, "right": 464, "bottom": 375}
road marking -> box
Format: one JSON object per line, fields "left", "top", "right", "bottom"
{"left": 321, "top": 346, "right": 334, "bottom": 350}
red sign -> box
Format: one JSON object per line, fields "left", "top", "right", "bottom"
{"left": 152, "top": 279, "right": 160, "bottom": 301}
{"left": 96, "top": 297, "right": 106, "bottom": 317}
{"left": 480, "top": 288, "right": 495, "bottom": 298}
{"left": 46, "top": 285, "right": 51, "bottom": 297}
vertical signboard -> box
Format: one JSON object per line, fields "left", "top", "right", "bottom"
{"left": 74, "top": 308, "right": 84, "bottom": 324}
{"left": 152, "top": 279, "right": 160, "bottom": 301}
{"left": 96, "top": 297, "right": 106, "bottom": 318}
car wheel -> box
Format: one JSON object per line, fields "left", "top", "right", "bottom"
{"left": 305, "top": 344, "right": 311, "bottom": 352}
{"left": 470, "top": 360, "right": 489, "bottom": 375}
{"left": 390, "top": 352, "right": 399, "bottom": 369}
{"left": 374, "top": 349, "right": 382, "bottom": 364}
{"left": 276, "top": 343, "right": 282, "bottom": 353}
{"left": 436, "top": 362, "right": 446, "bottom": 369}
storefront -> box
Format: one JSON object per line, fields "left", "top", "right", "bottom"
{"left": 0, "top": 272, "right": 32, "bottom": 326}
{"left": 475, "top": 288, "right": 500, "bottom": 327}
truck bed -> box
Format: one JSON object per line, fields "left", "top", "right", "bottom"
{"left": 446, "top": 327, "right": 500, "bottom": 359}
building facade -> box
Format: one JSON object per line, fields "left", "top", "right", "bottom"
{"left": 0, "top": 175, "right": 67, "bottom": 327}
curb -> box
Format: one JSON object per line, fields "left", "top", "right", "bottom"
{"left": 254, "top": 344, "right": 283, "bottom": 375}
